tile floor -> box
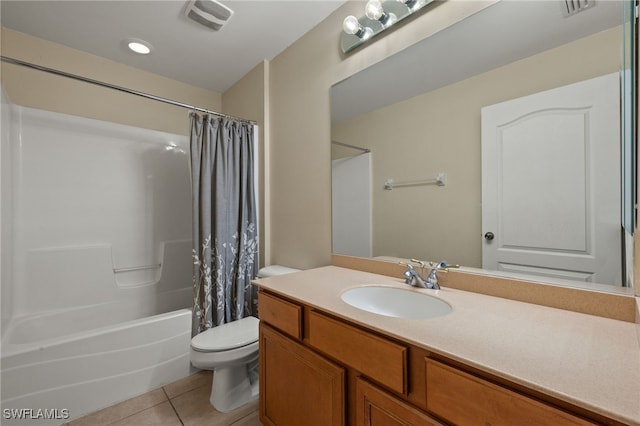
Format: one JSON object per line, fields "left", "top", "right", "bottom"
{"left": 65, "top": 371, "right": 261, "bottom": 426}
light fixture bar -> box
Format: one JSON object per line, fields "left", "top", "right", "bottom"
{"left": 340, "top": 0, "right": 436, "bottom": 54}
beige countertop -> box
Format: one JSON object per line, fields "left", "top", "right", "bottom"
{"left": 253, "top": 265, "right": 640, "bottom": 426}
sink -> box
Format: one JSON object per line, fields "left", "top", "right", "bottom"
{"left": 340, "top": 286, "right": 451, "bottom": 319}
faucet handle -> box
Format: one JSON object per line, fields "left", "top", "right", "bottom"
{"left": 429, "top": 260, "right": 459, "bottom": 272}
{"left": 399, "top": 261, "right": 430, "bottom": 287}
{"left": 410, "top": 258, "right": 428, "bottom": 275}
{"left": 399, "top": 262, "right": 418, "bottom": 286}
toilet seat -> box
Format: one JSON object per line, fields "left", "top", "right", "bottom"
{"left": 191, "top": 316, "right": 259, "bottom": 352}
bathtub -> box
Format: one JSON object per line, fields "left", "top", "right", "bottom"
{"left": 1, "top": 308, "right": 193, "bottom": 425}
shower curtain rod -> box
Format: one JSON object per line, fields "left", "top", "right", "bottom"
{"left": 331, "top": 140, "right": 370, "bottom": 153}
{"left": 1, "top": 56, "right": 257, "bottom": 125}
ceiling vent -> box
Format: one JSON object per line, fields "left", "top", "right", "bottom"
{"left": 562, "top": 0, "right": 595, "bottom": 17}
{"left": 184, "top": 0, "right": 234, "bottom": 31}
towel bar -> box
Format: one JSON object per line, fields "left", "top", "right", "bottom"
{"left": 384, "top": 173, "right": 446, "bottom": 190}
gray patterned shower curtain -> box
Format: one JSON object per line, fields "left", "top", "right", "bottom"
{"left": 190, "top": 113, "right": 259, "bottom": 337}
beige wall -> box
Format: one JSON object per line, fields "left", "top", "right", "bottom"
{"left": 332, "top": 27, "right": 621, "bottom": 267}
{"left": 222, "top": 61, "right": 269, "bottom": 266}
{"left": 268, "top": 0, "right": 497, "bottom": 270}
{"left": 1, "top": 27, "right": 222, "bottom": 135}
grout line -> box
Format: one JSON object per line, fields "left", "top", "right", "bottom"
{"left": 163, "top": 386, "right": 185, "bottom": 426}
{"left": 103, "top": 399, "right": 168, "bottom": 426}
{"left": 67, "top": 388, "right": 169, "bottom": 425}
{"left": 229, "top": 409, "right": 260, "bottom": 425}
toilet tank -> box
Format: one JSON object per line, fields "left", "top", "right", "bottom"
{"left": 257, "top": 265, "right": 300, "bottom": 278}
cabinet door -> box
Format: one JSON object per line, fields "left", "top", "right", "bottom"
{"left": 259, "top": 323, "right": 345, "bottom": 426}
{"left": 425, "top": 359, "right": 596, "bottom": 426}
{"left": 356, "top": 377, "right": 444, "bottom": 426}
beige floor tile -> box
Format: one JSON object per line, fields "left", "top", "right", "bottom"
{"left": 230, "top": 410, "right": 261, "bottom": 426}
{"left": 163, "top": 369, "right": 212, "bottom": 399}
{"left": 171, "top": 382, "right": 259, "bottom": 426}
{"left": 109, "top": 401, "right": 181, "bottom": 426}
{"left": 66, "top": 388, "right": 167, "bottom": 426}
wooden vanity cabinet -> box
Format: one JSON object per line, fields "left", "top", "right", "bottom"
{"left": 259, "top": 323, "right": 345, "bottom": 426}
{"left": 258, "top": 289, "right": 613, "bottom": 426}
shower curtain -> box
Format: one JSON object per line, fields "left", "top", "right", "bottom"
{"left": 190, "top": 113, "right": 258, "bottom": 336}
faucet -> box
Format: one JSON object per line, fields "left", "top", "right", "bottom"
{"left": 403, "top": 263, "right": 428, "bottom": 288}
{"left": 402, "top": 260, "right": 458, "bottom": 290}
{"left": 425, "top": 261, "right": 450, "bottom": 290}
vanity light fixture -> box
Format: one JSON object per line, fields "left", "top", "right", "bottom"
{"left": 343, "top": 15, "right": 373, "bottom": 39}
{"left": 398, "top": 0, "right": 417, "bottom": 8}
{"left": 126, "top": 38, "right": 153, "bottom": 55}
{"left": 340, "top": 0, "right": 435, "bottom": 53}
{"left": 397, "top": 0, "right": 430, "bottom": 12}
{"left": 365, "top": 0, "right": 393, "bottom": 26}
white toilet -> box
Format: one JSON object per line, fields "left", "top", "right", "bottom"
{"left": 190, "top": 265, "right": 300, "bottom": 413}
{"left": 190, "top": 316, "right": 260, "bottom": 412}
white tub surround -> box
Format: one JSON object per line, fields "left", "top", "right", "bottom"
{"left": 1, "top": 101, "right": 194, "bottom": 424}
{"left": 253, "top": 266, "right": 640, "bottom": 425}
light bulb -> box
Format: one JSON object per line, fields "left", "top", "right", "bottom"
{"left": 342, "top": 15, "right": 361, "bottom": 35}
{"left": 365, "top": 0, "right": 384, "bottom": 20}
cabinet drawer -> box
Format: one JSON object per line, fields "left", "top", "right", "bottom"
{"left": 425, "top": 359, "right": 595, "bottom": 425}
{"left": 308, "top": 310, "right": 407, "bottom": 394}
{"left": 258, "top": 291, "right": 302, "bottom": 340}
{"left": 356, "top": 378, "right": 444, "bottom": 426}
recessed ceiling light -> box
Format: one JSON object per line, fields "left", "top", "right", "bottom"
{"left": 126, "top": 39, "right": 152, "bottom": 55}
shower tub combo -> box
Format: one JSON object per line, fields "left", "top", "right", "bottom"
{"left": 1, "top": 97, "right": 194, "bottom": 424}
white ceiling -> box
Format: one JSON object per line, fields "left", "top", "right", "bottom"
{"left": 1, "top": 0, "right": 345, "bottom": 93}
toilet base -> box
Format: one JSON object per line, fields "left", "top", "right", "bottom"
{"left": 210, "top": 360, "right": 259, "bottom": 413}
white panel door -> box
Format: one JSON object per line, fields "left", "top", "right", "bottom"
{"left": 481, "top": 73, "right": 621, "bottom": 285}
{"left": 332, "top": 153, "right": 372, "bottom": 257}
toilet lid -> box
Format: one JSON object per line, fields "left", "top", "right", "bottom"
{"left": 191, "top": 316, "right": 259, "bottom": 352}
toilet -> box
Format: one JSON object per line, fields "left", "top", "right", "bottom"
{"left": 190, "top": 265, "right": 300, "bottom": 413}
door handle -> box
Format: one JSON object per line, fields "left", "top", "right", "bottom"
{"left": 484, "top": 232, "right": 495, "bottom": 241}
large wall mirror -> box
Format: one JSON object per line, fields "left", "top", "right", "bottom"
{"left": 331, "top": 0, "right": 636, "bottom": 294}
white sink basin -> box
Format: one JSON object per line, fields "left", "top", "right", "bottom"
{"left": 340, "top": 286, "right": 451, "bottom": 319}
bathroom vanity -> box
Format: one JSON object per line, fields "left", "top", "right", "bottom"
{"left": 253, "top": 266, "right": 640, "bottom": 426}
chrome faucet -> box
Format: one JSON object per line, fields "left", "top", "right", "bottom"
{"left": 402, "top": 259, "right": 458, "bottom": 290}
{"left": 426, "top": 261, "right": 449, "bottom": 289}
{"left": 403, "top": 263, "right": 428, "bottom": 288}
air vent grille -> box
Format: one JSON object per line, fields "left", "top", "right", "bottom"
{"left": 562, "top": 0, "right": 595, "bottom": 17}
{"left": 184, "top": 0, "right": 234, "bottom": 31}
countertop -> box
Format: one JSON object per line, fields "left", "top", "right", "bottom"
{"left": 253, "top": 266, "right": 640, "bottom": 425}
